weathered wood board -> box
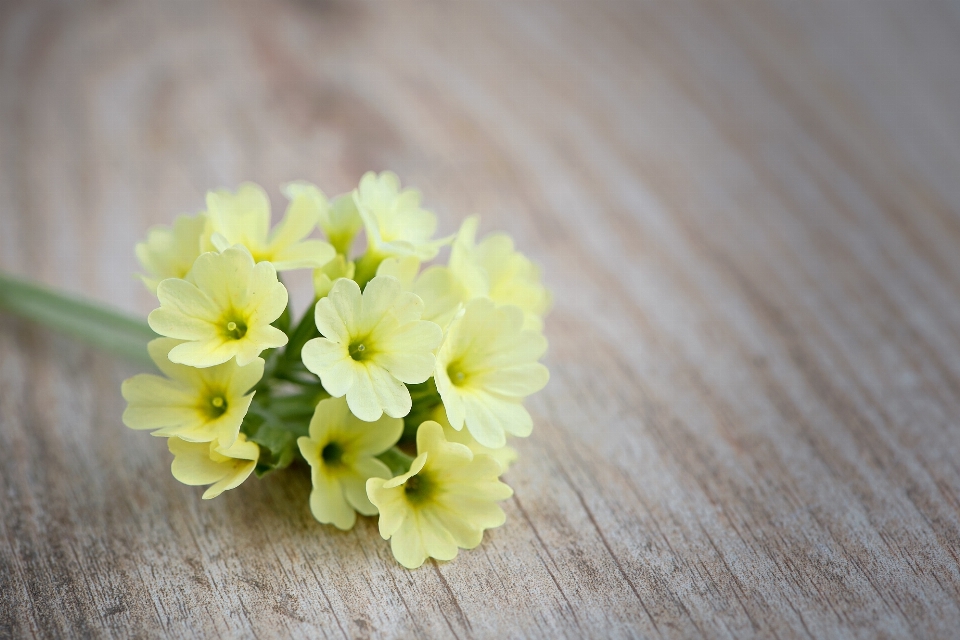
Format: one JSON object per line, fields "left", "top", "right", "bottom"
{"left": 3, "top": 1, "right": 960, "bottom": 637}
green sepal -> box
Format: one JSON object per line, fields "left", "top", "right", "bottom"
{"left": 352, "top": 251, "right": 383, "bottom": 290}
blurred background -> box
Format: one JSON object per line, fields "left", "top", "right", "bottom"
{"left": 5, "top": 1, "right": 958, "bottom": 320}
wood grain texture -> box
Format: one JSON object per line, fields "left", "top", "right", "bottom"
{"left": 3, "top": 0, "right": 960, "bottom": 637}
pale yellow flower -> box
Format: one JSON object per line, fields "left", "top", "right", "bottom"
{"left": 313, "top": 254, "right": 356, "bottom": 300}
{"left": 297, "top": 397, "right": 402, "bottom": 529}
{"left": 121, "top": 338, "right": 263, "bottom": 447}
{"left": 169, "top": 434, "right": 259, "bottom": 499}
{"left": 148, "top": 245, "right": 289, "bottom": 368}
{"left": 366, "top": 421, "right": 512, "bottom": 569}
{"left": 301, "top": 276, "right": 442, "bottom": 421}
{"left": 136, "top": 213, "right": 207, "bottom": 293}
{"left": 449, "top": 216, "right": 551, "bottom": 331}
{"left": 204, "top": 182, "right": 335, "bottom": 271}
{"left": 283, "top": 182, "right": 363, "bottom": 257}
{"left": 430, "top": 404, "right": 518, "bottom": 472}
{"left": 434, "top": 298, "right": 549, "bottom": 448}
{"left": 352, "top": 172, "right": 451, "bottom": 282}
{"left": 376, "top": 256, "right": 461, "bottom": 328}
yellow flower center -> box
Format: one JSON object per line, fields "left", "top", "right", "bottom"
{"left": 446, "top": 362, "right": 469, "bottom": 387}
{"left": 349, "top": 341, "right": 370, "bottom": 361}
{"left": 322, "top": 441, "right": 344, "bottom": 466}
{"left": 223, "top": 317, "right": 248, "bottom": 340}
{"left": 404, "top": 472, "right": 434, "bottom": 506}
{"left": 206, "top": 394, "right": 228, "bottom": 418}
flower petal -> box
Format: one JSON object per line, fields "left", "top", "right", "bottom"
{"left": 169, "top": 439, "right": 228, "bottom": 485}
{"left": 309, "top": 468, "right": 356, "bottom": 530}
{"left": 390, "top": 515, "right": 429, "bottom": 569}
{"left": 270, "top": 240, "right": 335, "bottom": 271}
{"left": 367, "top": 478, "right": 408, "bottom": 538}
{"left": 360, "top": 276, "right": 403, "bottom": 334}
{"left": 472, "top": 363, "right": 549, "bottom": 397}
{"left": 345, "top": 366, "right": 384, "bottom": 422}
{"left": 419, "top": 510, "right": 459, "bottom": 561}
{"left": 313, "top": 298, "right": 350, "bottom": 343}
{"left": 327, "top": 278, "right": 362, "bottom": 335}
{"left": 365, "top": 365, "right": 412, "bottom": 419}
{"left": 461, "top": 394, "right": 507, "bottom": 449}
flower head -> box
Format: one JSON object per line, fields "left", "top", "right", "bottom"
{"left": 355, "top": 171, "right": 449, "bottom": 262}
{"left": 435, "top": 297, "right": 549, "bottom": 448}
{"left": 204, "top": 182, "right": 335, "bottom": 271}
{"left": 136, "top": 213, "right": 207, "bottom": 293}
{"left": 449, "top": 216, "right": 551, "bottom": 330}
{"left": 148, "top": 245, "right": 289, "bottom": 368}
{"left": 121, "top": 338, "right": 263, "bottom": 447}
{"left": 376, "top": 256, "right": 461, "bottom": 328}
{"left": 366, "top": 421, "right": 513, "bottom": 569}
{"left": 297, "top": 397, "right": 402, "bottom": 530}
{"left": 302, "top": 276, "right": 442, "bottom": 421}
{"left": 169, "top": 433, "right": 259, "bottom": 499}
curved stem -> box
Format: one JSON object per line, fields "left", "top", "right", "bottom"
{"left": 0, "top": 272, "right": 156, "bottom": 368}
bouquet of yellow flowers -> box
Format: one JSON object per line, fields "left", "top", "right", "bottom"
{"left": 115, "top": 171, "right": 550, "bottom": 568}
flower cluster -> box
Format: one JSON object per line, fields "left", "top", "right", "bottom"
{"left": 123, "top": 172, "right": 550, "bottom": 568}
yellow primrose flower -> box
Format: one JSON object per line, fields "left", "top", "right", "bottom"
{"left": 169, "top": 434, "right": 259, "bottom": 499}
{"left": 376, "top": 256, "right": 461, "bottom": 328}
{"left": 297, "top": 397, "right": 402, "bottom": 530}
{"left": 353, "top": 171, "right": 451, "bottom": 282}
{"left": 204, "top": 182, "right": 335, "bottom": 271}
{"left": 449, "top": 216, "right": 551, "bottom": 331}
{"left": 283, "top": 182, "right": 363, "bottom": 257}
{"left": 301, "top": 275, "right": 443, "bottom": 421}
{"left": 148, "top": 245, "right": 289, "bottom": 368}
{"left": 121, "top": 338, "right": 263, "bottom": 447}
{"left": 434, "top": 297, "right": 549, "bottom": 448}
{"left": 366, "top": 421, "right": 512, "bottom": 569}
{"left": 313, "top": 254, "right": 356, "bottom": 300}
{"left": 135, "top": 213, "right": 207, "bottom": 293}
{"left": 430, "top": 404, "right": 518, "bottom": 472}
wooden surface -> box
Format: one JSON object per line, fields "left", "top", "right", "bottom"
{"left": 3, "top": 0, "right": 960, "bottom": 637}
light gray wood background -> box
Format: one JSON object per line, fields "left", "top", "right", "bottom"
{"left": 3, "top": 1, "right": 960, "bottom": 638}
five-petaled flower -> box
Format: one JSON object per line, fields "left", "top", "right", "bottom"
{"left": 136, "top": 213, "right": 207, "bottom": 293}
{"left": 434, "top": 297, "right": 549, "bottom": 448}
{"left": 366, "top": 421, "right": 513, "bottom": 569}
{"left": 352, "top": 171, "right": 451, "bottom": 283}
{"left": 449, "top": 216, "right": 551, "bottom": 331}
{"left": 297, "top": 397, "right": 402, "bottom": 530}
{"left": 204, "top": 182, "right": 335, "bottom": 271}
{"left": 301, "top": 275, "right": 443, "bottom": 421}
{"left": 148, "top": 245, "right": 289, "bottom": 368}
{"left": 121, "top": 337, "right": 263, "bottom": 447}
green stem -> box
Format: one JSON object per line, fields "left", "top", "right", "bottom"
{"left": 0, "top": 272, "right": 156, "bottom": 368}
{"left": 281, "top": 299, "right": 320, "bottom": 367}
{"left": 352, "top": 251, "right": 383, "bottom": 289}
